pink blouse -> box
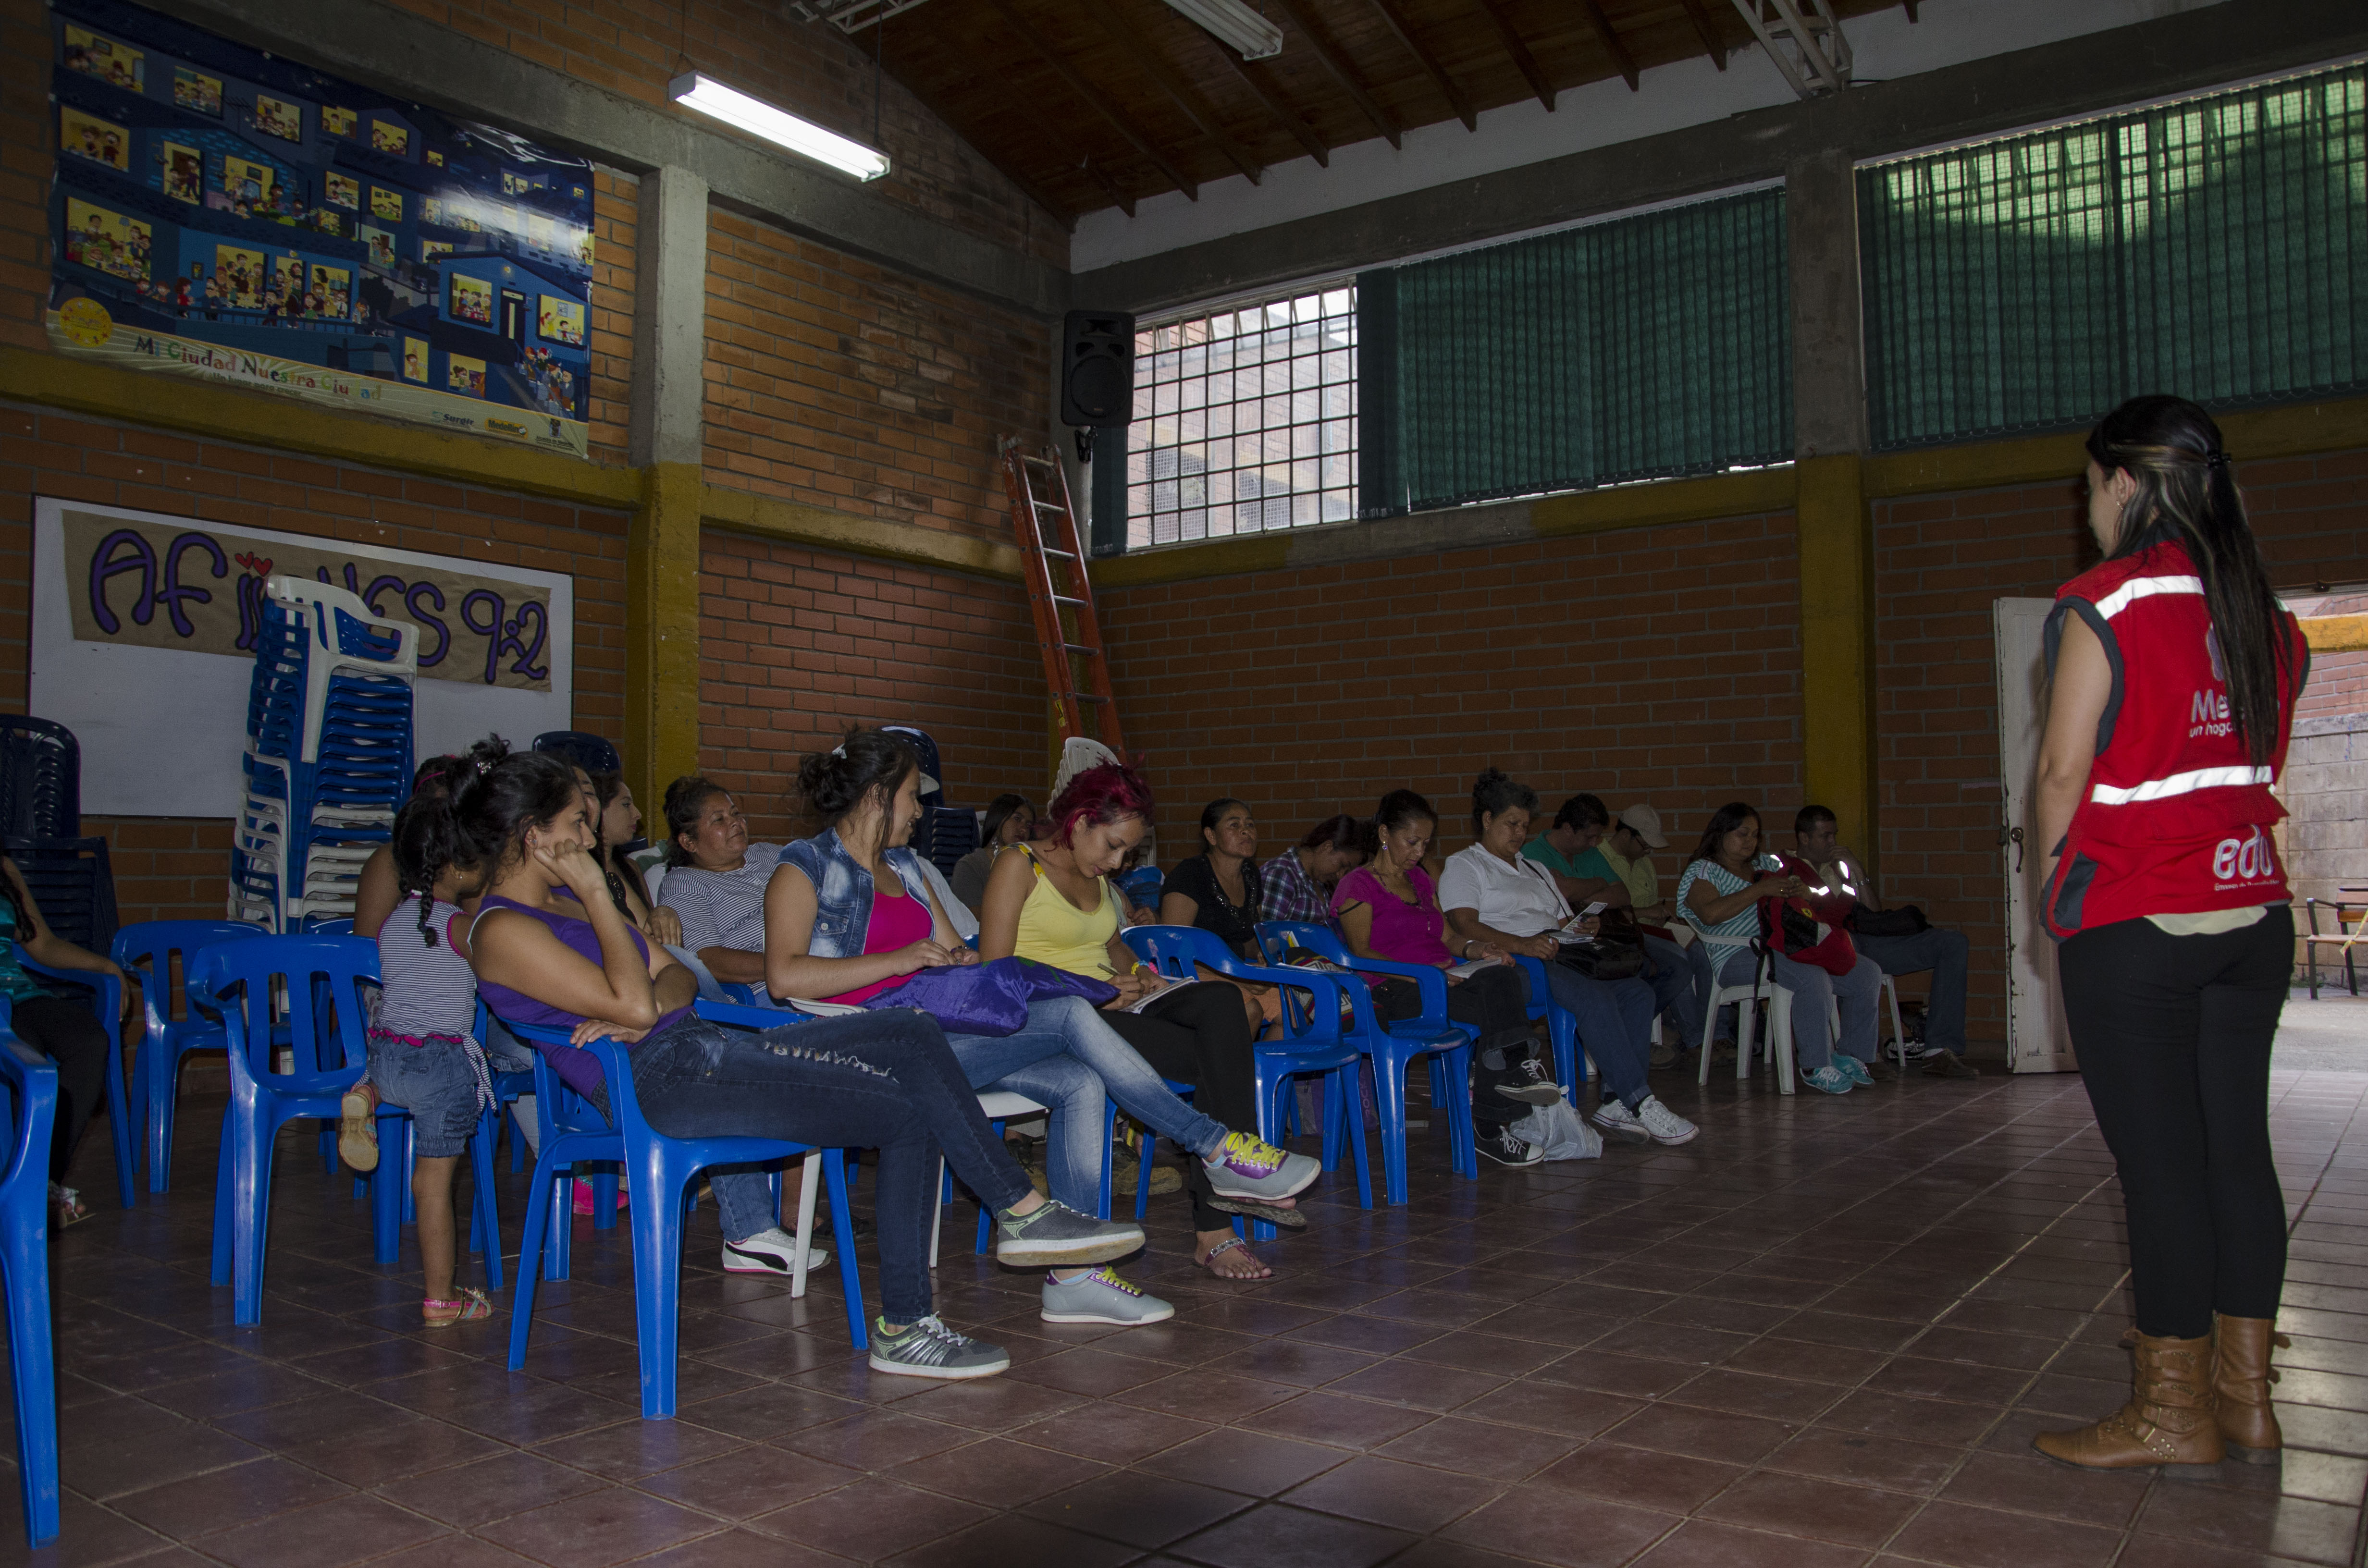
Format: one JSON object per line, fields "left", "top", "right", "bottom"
{"left": 824, "top": 885, "right": 935, "bottom": 1004}
{"left": 1332, "top": 865, "right": 1451, "bottom": 967}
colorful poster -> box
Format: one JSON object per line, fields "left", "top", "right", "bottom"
{"left": 268, "top": 253, "right": 303, "bottom": 308}
{"left": 320, "top": 105, "right": 355, "bottom": 138}
{"left": 420, "top": 239, "right": 452, "bottom": 263}
{"left": 448, "top": 273, "right": 491, "bottom": 326}
{"left": 369, "top": 186, "right": 403, "bottom": 221}
{"left": 324, "top": 171, "right": 359, "bottom": 210}
{"left": 253, "top": 94, "right": 302, "bottom": 142}
{"left": 222, "top": 156, "right": 273, "bottom": 204}
{"left": 358, "top": 224, "right": 395, "bottom": 270}
{"left": 172, "top": 67, "right": 221, "bottom": 116}
{"left": 60, "top": 109, "right": 129, "bottom": 172}
{"left": 63, "top": 200, "right": 148, "bottom": 282}
{"left": 370, "top": 119, "right": 408, "bottom": 156}
{"left": 536, "top": 294, "right": 584, "bottom": 347}
{"left": 62, "top": 25, "right": 141, "bottom": 90}
{"left": 402, "top": 337, "right": 429, "bottom": 382}
{"left": 309, "top": 263, "right": 349, "bottom": 318}
{"left": 446, "top": 353, "right": 484, "bottom": 396}
{"left": 214, "top": 245, "right": 262, "bottom": 307}
{"left": 161, "top": 143, "right": 202, "bottom": 203}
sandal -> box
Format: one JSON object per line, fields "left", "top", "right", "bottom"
{"left": 48, "top": 1183, "right": 90, "bottom": 1230}
{"left": 1205, "top": 1194, "right": 1307, "bottom": 1229}
{"left": 1196, "top": 1235, "right": 1273, "bottom": 1281}
{"left": 339, "top": 1081, "right": 381, "bottom": 1173}
{"left": 422, "top": 1287, "right": 494, "bottom": 1327}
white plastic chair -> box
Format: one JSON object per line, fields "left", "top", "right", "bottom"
{"left": 1694, "top": 932, "right": 1796, "bottom": 1095}
{"left": 929, "top": 1090, "right": 1048, "bottom": 1266}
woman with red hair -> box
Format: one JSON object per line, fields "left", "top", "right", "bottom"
{"left": 978, "top": 763, "right": 1296, "bottom": 1281}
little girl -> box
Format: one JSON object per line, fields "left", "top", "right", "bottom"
{"left": 367, "top": 784, "right": 524, "bottom": 1326}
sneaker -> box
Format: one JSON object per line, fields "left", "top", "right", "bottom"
{"left": 1634, "top": 1095, "right": 1699, "bottom": 1146}
{"left": 1804, "top": 1064, "right": 1854, "bottom": 1095}
{"left": 720, "top": 1227, "right": 829, "bottom": 1275}
{"left": 1836, "top": 1055, "right": 1874, "bottom": 1088}
{"left": 1041, "top": 1266, "right": 1176, "bottom": 1326}
{"left": 339, "top": 1082, "right": 380, "bottom": 1173}
{"left": 1591, "top": 1098, "right": 1650, "bottom": 1140}
{"left": 994, "top": 1199, "right": 1144, "bottom": 1267}
{"left": 1494, "top": 1055, "right": 1565, "bottom": 1105}
{"left": 868, "top": 1315, "right": 1010, "bottom": 1380}
{"left": 1649, "top": 1040, "right": 1678, "bottom": 1070}
{"left": 1477, "top": 1127, "right": 1545, "bottom": 1167}
{"left": 1202, "top": 1132, "right": 1320, "bottom": 1203}
{"left": 1923, "top": 1051, "right": 1980, "bottom": 1079}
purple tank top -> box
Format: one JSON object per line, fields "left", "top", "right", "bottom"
{"left": 474, "top": 892, "right": 691, "bottom": 1098}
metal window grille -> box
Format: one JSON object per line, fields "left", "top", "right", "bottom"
{"left": 1861, "top": 62, "right": 2368, "bottom": 449}
{"left": 1126, "top": 286, "right": 1357, "bottom": 549}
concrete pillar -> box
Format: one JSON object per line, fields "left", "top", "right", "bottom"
{"left": 626, "top": 165, "right": 709, "bottom": 812}
{"left": 1787, "top": 148, "right": 1878, "bottom": 866}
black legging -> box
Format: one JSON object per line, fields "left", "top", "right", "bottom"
{"left": 1100, "top": 982, "right": 1257, "bottom": 1234}
{"left": 12, "top": 994, "right": 109, "bottom": 1182}
{"left": 2059, "top": 906, "right": 2291, "bottom": 1339}
{"left": 1371, "top": 965, "right": 1533, "bottom": 1130}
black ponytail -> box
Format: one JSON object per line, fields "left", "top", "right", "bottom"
{"left": 797, "top": 728, "right": 920, "bottom": 826}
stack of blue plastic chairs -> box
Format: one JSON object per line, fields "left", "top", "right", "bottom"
{"left": 231, "top": 578, "right": 418, "bottom": 932}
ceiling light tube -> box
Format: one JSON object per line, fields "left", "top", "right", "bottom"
{"left": 1163, "top": 0, "right": 1284, "bottom": 60}
{"left": 668, "top": 71, "right": 890, "bottom": 181}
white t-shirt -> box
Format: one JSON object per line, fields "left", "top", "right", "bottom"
{"left": 1439, "top": 845, "right": 1571, "bottom": 939}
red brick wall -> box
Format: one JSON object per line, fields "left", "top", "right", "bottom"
{"left": 696, "top": 531, "right": 1046, "bottom": 844}
{"left": 91, "top": 818, "right": 235, "bottom": 925}
{"left": 588, "top": 169, "right": 640, "bottom": 467}
{"left": 1098, "top": 513, "right": 1804, "bottom": 870}
{"left": 703, "top": 209, "right": 1052, "bottom": 542}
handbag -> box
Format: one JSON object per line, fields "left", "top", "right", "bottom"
{"left": 1755, "top": 862, "right": 1859, "bottom": 977}
{"left": 862, "top": 956, "right": 1118, "bottom": 1037}
{"left": 1848, "top": 904, "right": 1929, "bottom": 937}
{"left": 1554, "top": 939, "right": 1645, "bottom": 982}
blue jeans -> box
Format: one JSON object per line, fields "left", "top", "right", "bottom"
{"left": 949, "top": 995, "right": 1229, "bottom": 1214}
{"left": 1538, "top": 965, "right": 1657, "bottom": 1112}
{"left": 629, "top": 1009, "right": 1033, "bottom": 1323}
{"left": 1640, "top": 933, "right": 1713, "bottom": 1049}
{"left": 1853, "top": 925, "right": 1970, "bottom": 1054}
{"left": 1714, "top": 946, "right": 1882, "bottom": 1071}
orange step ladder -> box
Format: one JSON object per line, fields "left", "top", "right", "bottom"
{"left": 999, "top": 439, "right": 1125, "bottom": 769}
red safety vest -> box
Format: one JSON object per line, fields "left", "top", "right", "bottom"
{"left": 2041, "top": 537, "right": 2307, "bottom": 937}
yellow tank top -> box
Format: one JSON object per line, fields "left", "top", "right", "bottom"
{"left": 1012, "top": 845, "right": 1120, "bottom": 976}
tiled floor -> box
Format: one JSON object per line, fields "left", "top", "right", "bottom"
{"left": 13, "top": 1043, "right": 2368, "bottom": 1568}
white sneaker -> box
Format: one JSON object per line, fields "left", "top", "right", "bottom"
{"left": 720, "top": 1227, "right": 829, "bottom": 1275}
{"left": 1634, "top": 1095, "right": 1698, "bottom": 1146}
{"left": 1591, "top": 1097, "right": 1650, "bottom": 1140}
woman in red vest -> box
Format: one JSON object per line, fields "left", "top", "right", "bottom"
{"left": 2031, "top": 395, "right": 2308, "bottom": 1474}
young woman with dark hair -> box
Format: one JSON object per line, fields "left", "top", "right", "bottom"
{"left": 978, "top": 763, "right": 1314, "bottom": 1281}
{"left": 353, "top": 737, "right": 511, "bottom": 940}
{"left": 586, "top": 771, "right": 683, "bottom": 949}
{"left": 1159, "top": 798, "right": 1264, "bottom": 957}
{"left": 1258, "top": 814, "right": 1374, "bottom": 933}
{"left": 656, "top": 777, "right": 775, "bottom": 992}
{"left": 463, "top": 752, "right": 1141, "bottom": 1379}
{"left": 0, "top": 854, "right": 129, "bottom": 1227}
{"left": 2029, "top": 396, "right": 2309, "bottom": 1474}
{"left": 1332, "top": 788, "right": 1544, "bottom": 1168}
{"left": 767, "top": 732, "right": 1315, "bottom": 1322}
{"left": 949, "top": 793, "right": 1036, "bottom": 911}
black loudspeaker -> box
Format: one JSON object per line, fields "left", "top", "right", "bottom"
{"left": 1060, "top": 309, "right": 1136, "bottom": 428}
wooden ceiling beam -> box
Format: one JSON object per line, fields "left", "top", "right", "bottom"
{"left": 879, "top": 62, "right": 1083, "bottom": 230}
{"left": 982, "top": 0, "right": 1201, "bottom": 200}
{"left": 1368, "top": 0, "right": 1477, "bottom": 131}
{"left": 1270, "top": 0, "right": 1404, "bottom": 149}
{"left": 1091, "top": 1, "right": 1266, "bottom": 185}
{"left": 1470, "top": 0, "right": 1557, "bottom": 110}
{"left": 1677, "top": 0, "right": 1730, "bottom": 69}
{"left": 1901, "top": 0, "right": 1919, "bottom": 18}
{"left": 1216, "top": 53, "right": 1333, "bottom": 168}
{"left": 1578, "top": 0, "right": 1641, "bottom": 91}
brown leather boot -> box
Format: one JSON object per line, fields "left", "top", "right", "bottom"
{"left": 2033, "top": 1329, "right": 2224, "bottom": 1474}
{"left": 2213, "top": 1314, "right": 2288, "bottom": 1463}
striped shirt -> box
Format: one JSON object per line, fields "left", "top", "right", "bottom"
{"left": 374, "top": 894, "right": 480, "bottom": 1041}
{"left": 1675, "top": 854, "right": 1782, "bottom": 942}
{"left": 661, "top": 845, "right": 784, "bottom": 954}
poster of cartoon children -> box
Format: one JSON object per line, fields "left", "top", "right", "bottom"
{"left": 214, "top": 245, "right": 262, "bottom": 308}
{"left": 64, "top": 199, "right": 149, "bottom": 282}
{"left": 173, "top": 67, "right": 222, "bottom": 116}
{"left": 358, "top": 225, "right": 396, "bottom": 270}
{"left": 370, "top": 119, "right": 409, "bottom": 156}
{"left": 403, "top": 338, "right": 428, "bottom": 382}
{"left": 446, "top": 354, "right": 484, "bottom": 396}
{"left": 448, "top": 273, "right": 492, "bottom": 327}
{"left": 320, "top": 105, "right": 356, "bottom": 138}
{"left": 536, "top": 295, "right": 586, "bottom": 348}
{"left": 62, "top": 25, "right": 141, "bottom": 90}
{"left": 310, "top": 263, "right": 350, "bottom": 319}
{"left": 60, "top": 109, "right": 129, "bottom": 172}
{"left": 370, "top": 186, "right": 403, "bottom": 222}
{"left": 222, "top": 156, "right": 274, "bottom": 205}
{"left": 160, "top": 143, "right": 202, "bottom": 204}
{"left": 268, "top": 254, "right": 303, "bottom": 314}
{"left": 254, "top": 94, "right": 302, "bottom": 142}
{"left": 324, "top": 172, "right": 359, "bottom": 210}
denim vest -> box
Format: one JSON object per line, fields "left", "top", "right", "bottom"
{"left": 777, "top": 830, "right": 935, "bottom": 959}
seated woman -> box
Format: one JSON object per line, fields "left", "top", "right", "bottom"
{"left": 1442, "top": 771, "right": 1698, "bottom": 1148}
{"left": 655, "top": 778, "right": 777, "bottom": 994}
{"left": 979, "top": 763, "right": 1307, "bottom": 1281}
{"left": 588, "top": 772, "right": 683, "bottom": 948}
{"left": 463, "top": 753, "right": 1142, "bottom": 1379}
{"left": 0, "top": 854, "right": 129, "bottom": 1227}
{"left": 354, "top": 741, "right": 512, "bottom": 940}
{"left": 950, "top": 794, "right": 1035, "bottom": 912}
{"left": 1259, "top": 815, "right": 1373, "bottom": 936}
{"left": 1159, "top": 799, "right": 1263, "bottom": 957}
{"left": 1332, "top": 789, "right": 1544, "bottom": 1168}
{"left": 1676, "top": 801, "right": 1882, "bottom": 1095}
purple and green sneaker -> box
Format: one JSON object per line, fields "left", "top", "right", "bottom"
{"left": 1202, "top": 1132, "right": 1320, "bottom": 1203}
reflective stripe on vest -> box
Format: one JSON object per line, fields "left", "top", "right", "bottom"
{"left": 2092, "top": 574, "right": 2202, "bottom": 619}
{"left": 2089, "top": 764, "right": 2273, "bottom": 805}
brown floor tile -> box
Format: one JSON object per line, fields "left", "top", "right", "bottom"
{"left": 1665, "top": 1367, "right": 1845, "bottom": 1423}
{"left": 1237, "top": 1390, "right": 1437, "bottom": 1450}
{"left": 1884, "top": 1498, "right": 2123, "bottom": 1568}
{"left": 620, "top": 1529, "right": 852, "bottom": 1568}
{"left": 1698, "top": 1468, "right": 1922, "bottom": 1547}
{"left": 2134, "top": 1481, "right": 2362, "bottom": 1566}
{"left": 1629, "top": 1518, "right": 1875, "bottom": 1568}
{"left": 1137, "top": 1426, "right": 1351, "bottom": 1496}
{"left": 885, "top": 1510, "right": 1140, "bottom": 1567}
{"left": 1865, "top": 1356, "right": 2036, "bottom": 1407}
{"left": 372, "top": 1448, "right": 609, "bottom": 1529}
{"left": 1020, "top": 1469, "right": 1252, "bottom": 1548}
{"left": 1529, "top": 1442, "right": 1746, "bottom": 1514}
{"left": 1762, "top": 1427, "right": 1966, "bottom": 1494}
{"left": 1603, "top": 1402, "right": 1796, "bottom": 1466}
{"left": 1116, "top": 1369, "right": 1301, "bottom": 1423}
{"left": 1936, "top": 1449, "right": 2150, "bottom": 1528}
{"left": 1171, "top": 1500, "right": 1415, "bottom": 1568}
{"left": 107, "top": 1458, "right": 353, "bottom": 1542}
{"left": 1436, "top": 1485, "right": 1679, "bottom": 1568}
{"left": 2111, "top": 1535, "right": 2336, "bottom": 1568}
{"left": 636, "top": 1443, "right": 863, "bottom": 1517}
{"left": 1009, "top": 1400, "right": 1211, "bottom": 1464}
{"left": 778, "top": 1409, "right": 975, "bottom": 1470}
{"left": 1283, "top": 1454, "right": 1504, "bottom": 1533}
{"left": 748, "top": 1475, "right": 991, "bottom": 1559}
{"left": 194, "top": 1493, "right": 448, "bottom": 1568}
{"left": 58, "top": 1396, "right": 266, "bottom": 1501}
{"left": 1323, "top": 1358, "right": 1505, "bottom": 1413}
{"left": 1373, "top": 1415, "right": 1581, "bottom": 1481}
{"left": 886, "top": 1434, "right": 1107, "bottom": 1506}
{"left": 888, "top": 1372, "right": 1081, "bottom": 1432}
{"left": 1463, "top": 1380, "right": 1643, "bottom": 1438}
{"left": 1818, "top": 1388, "right": 2007, "bottom": 1447}
{"left": 1202, "top": 1337, "right": 1382, "bottom": 1387}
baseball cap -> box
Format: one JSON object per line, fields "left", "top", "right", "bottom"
{"left": 1617, "top": 804, "right": 1669, "bottom": 849}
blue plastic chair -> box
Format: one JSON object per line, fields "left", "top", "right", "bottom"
{"left": 503, "top": 1001, "right": 864, "bottom": 1419}
{"left": 1254, "top": 921, "right": 1478, "bottom": 1205}
{"left": 531, "top": 731, "right": 622, "bottom": 774}
{"left": 111, "top": 919, "right": 268, "bottom": 1193}
{"left": 192, "top": 936, "right": 411, "bottom": 1323}
{"left": 0, "top": 1035, "right": 58, "bottom": 1546}
{"left": 1122, "top": 926, "right": 1371, "bottom": 1237}
{"left": 1, "top": 945, "right": 134, "bottom": 1209}
{"left": 1513, "top": 955, "right": 1592, "bottom": 1107}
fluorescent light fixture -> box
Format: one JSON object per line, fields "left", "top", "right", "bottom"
{"left": 668, "top": 71, "right": 889, "bottom": 181}
{"left": 1163, "top": 0, "right": 1283, "bottom": 60}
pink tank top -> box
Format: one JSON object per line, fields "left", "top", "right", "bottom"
{"left": 824, "top": 884, "right": 934, "bottom": 1004}
{"left": 1333, "top": 865, "right": 1451, "bottom": 966}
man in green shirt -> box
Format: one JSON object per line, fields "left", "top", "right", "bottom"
{"left": 1523, "top": 796, "right": 1711, "bottom": 1064}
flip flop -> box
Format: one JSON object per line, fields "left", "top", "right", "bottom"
{"left": 1205, "top": 1194, "right": 1308, "bottom": 1229}
{"left": 1196, "top": 1235, "right": 1272, "bottom": 1280}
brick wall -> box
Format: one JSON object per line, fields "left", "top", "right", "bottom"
{"left": 0, "top": 0, "right": 49, "bottom": 355}
{"left": 588, "top": 168, "right": 640, "bottom": 467}
{"left": 1098, "top": 513, "right": 1804, "bottom": 870}
{"left": 2293, "top": 590, "right": 2368, "bottom": 725}
{"left": 92, "top": 817, "right": 235, "bottom": 925}
{"left": 696, "top": 530, "right": 1046, "bottom": 844}
{"left": 703, "top": 209, "right": 1051, "bottom": 541}
{"left": 390, "top": 0, "right": 1066, "bottom": 266}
